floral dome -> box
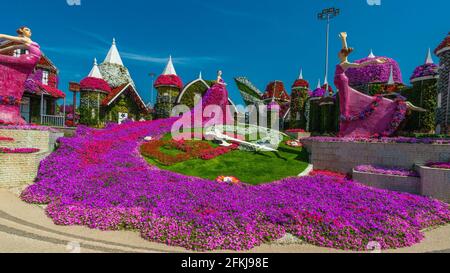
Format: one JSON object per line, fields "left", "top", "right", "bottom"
{"left": 434, "top": 32, "right": 450, "bottom": 56}
{"left": 410, "top": 49, "right": 439, "bottom": 83}
{"left": 154, "top": 56, "right": 183, "bottom": 89}
{"left": 410, "top": 63, "right": 439, "bottom": 82}
{"left": 154, "top": 74, "right": 183, "bottom": 89}
{"left": 80, "top": 77, "right": 111, "bottom": 93}
{"left": 310, "top": 87, "right": 326, "bottom": 98}
{"left": 346, "top": 55, "right": 403, "bottom": 86}
{"left": 263, "top": 81, "right": 290, "bottom": 102}
{"left": 292, "top": 79, "right": 309, "bottom": 89}
{"left": 292, "top": 70, "right": 309, "bottom": 89}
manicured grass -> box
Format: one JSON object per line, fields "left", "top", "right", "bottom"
{"left": 143, "top": 136, "right": 309, "bottom": 185}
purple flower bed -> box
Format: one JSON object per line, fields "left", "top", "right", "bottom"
{"left": 304, "top": 136, "right": 450, "bottom": 145}
{"left": 355, "top": 165, "right": 419, "bottom": 177}
{"left": 426, "top": 162, "right": 450, "bottom": 169}
{"left": 20, "top": 119, "right": 450, "bottom": 251}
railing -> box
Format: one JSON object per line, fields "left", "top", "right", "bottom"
{"left": 41, "top": 115, "right": 65, "bottom": 127}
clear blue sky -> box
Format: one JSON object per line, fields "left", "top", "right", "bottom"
{"left": 3, "top": 0, "right": 449, "bottom": 106}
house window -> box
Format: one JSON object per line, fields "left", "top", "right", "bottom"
{"left": 42, "top": 71, "right": 49, "bottom": 85}
{"left": 438, "top": 93, "right": 442, "bottom": 108}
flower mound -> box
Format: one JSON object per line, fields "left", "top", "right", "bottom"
{"left": 20, "top": 120, "right": 450, "bottom": 251}
{"left": 80, "top": 77, "right": 112, "bottom": 93}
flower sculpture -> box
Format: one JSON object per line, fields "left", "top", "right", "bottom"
{"left": 216, "top": 176, "right": 241, "bottom": 185}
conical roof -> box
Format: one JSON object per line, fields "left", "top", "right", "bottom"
{"left": 87, "top": 58, "right": 103, "bottom": 79}
{"left": 162, "top": 55, "right": 177, "bottom": 75}
{"left": 104, "top": 38, "right": 124, "bottom": 66}
{"left": 410, "top": 49, "right": 439, "bottom": 83}
{"left": 154, "top": 56, "right": 183, "bottom": 89}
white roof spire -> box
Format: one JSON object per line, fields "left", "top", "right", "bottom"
{"left": 162, "top": 55, "right": 177, "bottom": 75}
{"left": 104, "top": 38, "right": 124, "bottom": 66}
{"left": 198, "top": 71, "right": 203, "bottom": 79}
{"left": 88, "top": 58, "right": 103, "bottom": 79}
{"left": 316, "top": 79, "right": 321, "bottom": 89}
{"left": 388, "top": 65, "right": 395, "bottom": 85}
{"left": 298, "top": 69, "right": 303, "bottom": 80}
{"left": 425, "top": 48, "right": 434, "bottom": 64}
{"left": 368, "top": 49, "right": 376, "bottom": 59}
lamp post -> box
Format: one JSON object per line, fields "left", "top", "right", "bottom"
{"left": 149, "top": 72, "right": 156, "bottom": 106}
{"left": 318, "top": 7, "right": 340, "bottom": 91}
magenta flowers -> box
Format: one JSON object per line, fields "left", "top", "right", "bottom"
{"left": 355, "top": 165, "right": 420, "bottom": 177}
{"left": 20, "top": 120, "right": 450, "bottom": 251}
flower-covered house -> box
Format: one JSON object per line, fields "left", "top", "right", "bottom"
{"left": 435, "top": 32, "right": 450, "bottom": 134}
{"left": 402, "top": 49, "right": 439, "bottom": 133}
{"left": 70, "top": 39, "right": 150, "bottom": 127}
{"left": 289, "top": 70, "right": 310, "bottom": 129}
{"left": 306, "top": 80, "right": 339, "bottom": 134}
{"left": 0, "top": 41, "right": 66, "bottom": 126}
{"left": 154, "top": 56, "right": 238, "bottom": 119}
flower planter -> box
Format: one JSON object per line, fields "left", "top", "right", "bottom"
{"left": 352, "top": 170, "right": 421, "bottom": 195}
{"left": 286, "top": 131, "right": 311, "bottom": 139}
{"left": 419, "top": 166, "right": 450, "bottom": 203}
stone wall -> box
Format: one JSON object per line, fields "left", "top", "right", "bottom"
{"left": 0, "top": 129, "right": 63, "bottom": 152}
{"left": 303, "top": 140, "right": 450, "bottom": 174}
{"left": 419, "top": 166, "right": 450, "bottom": 203}
{"left": 0, "top": 129, "right": 63, "bottom": 188}
{"left": 0, "top": 152, "right": 48, "bottom": 188}
{"left": 353, "top": 171, "right": 421, "bottom": 195}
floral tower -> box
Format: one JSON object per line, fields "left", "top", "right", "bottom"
{"left": 307, "top": 80, "right": 339, "bottom": 134}
{"left": 435, "top": 32, "right": 450, "bottom": 134}
{"left": 289, "top": 69, "right": 310, "bottom": 129}
{"left": 79, "top": 58, "right": 112, "bottom": 126}
{"left": 154, "top": 56, "right": 183, "bottom": 119}
{"left": 346, "top": 50, "right": 406, "bottom": 95}
{"left": 403, "top": 49, "right": 439, "bottom": 133}
{"left": 98, "top": 38, "right": 135, "bottom": 89}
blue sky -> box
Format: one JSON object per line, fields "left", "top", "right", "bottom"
{"left": 3, "top": 0, "right": 449, "bottom": 106}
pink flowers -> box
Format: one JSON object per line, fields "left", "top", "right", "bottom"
{"left": 426, "top": 162, "right": 450, "bottom": 169}
{"left": 0, "top": 136, "right": 14, "bottom": 142}
{"left": 80, "top": 77, "right": 112, "bottom": 92}
{"left": 355, "top": 165, "right": 420, "bottom": 177}
{"left": 18, "top": 120, "right": 450, "bottom": 251}
{"left": 346, "top": 57, "right": 403, "bottom": 86}
{"left": 154, "top": 74, "right": 183, "bottom": 89}
{"left": 0, "top": 147, "right": 40, "bottom": 154}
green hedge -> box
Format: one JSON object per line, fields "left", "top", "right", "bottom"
{"left": 402, "top": 79, "right": 438, "bottom": 133}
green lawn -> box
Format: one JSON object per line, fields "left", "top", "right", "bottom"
{"left": 143, "top": 135, "right": 309, "bottom": 185}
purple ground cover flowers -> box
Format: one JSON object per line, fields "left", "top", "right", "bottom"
{"left": 20, "top": 119, "right": 450, "bottom": 251}
{"left": 355, "top": 165, "right": 419, "bottom": 177}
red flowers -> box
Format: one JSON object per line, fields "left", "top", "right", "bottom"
{"left": 154, "top": 75, "right": 183, "bottom": 89}
{"left": 0, "top": 136, "right": 14, "bottom": 142}
{"left": 80, "top": 77, "right": 112, "bottom": 93}
{"left": 141, "top": 139, "right": 238, "bottom": 166}
{"left": 0, "top": 147, "right": 40, "bottom": 154}
{"left": 0, "top": 96, "right": 21, "bottom": 106}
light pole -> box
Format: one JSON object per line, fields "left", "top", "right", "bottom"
{"left": 149, "top": 72, "right": 156, "bottom": 106}
{"left": 318, "top": 7, "right": 340, "bottom": 92}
